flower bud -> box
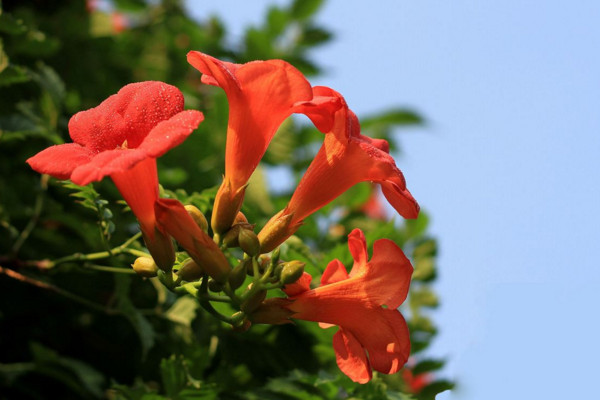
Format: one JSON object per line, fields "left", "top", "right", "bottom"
{"left": 184, "top": 205, "right": 208, "bottom": 233}
{"left": 222, "top": 224, "right": 242, "bottom": 248}
{"left": 176, "top": 258, "right": 204, "bottom": 282}
{"left": 238, "top": 228, "right": 260, "bottom": 256}
{"left": 233, "top": 212, "right": 248, "bottom": 225}
{"left": 229, "top": 260, "right": 248, "bottom": 290}
{"left": 208, "top": 277, "right": 224, "bottom": 292}
{"left": 211, "top": 179, "right": 248, "bottom": 234}
{"left": 279, "top": 260, "right": 305, "bottom": 285}
{"left": 132, "top": 256, "right": 158, "bottom": 278}
{"left": 257, "top": 210, "right": 295, "bottom": 253}
{"left": 241, "top": 284, "right": 267, "bottom": 313}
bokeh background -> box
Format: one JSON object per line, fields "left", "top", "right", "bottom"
{"left": 188, "top": 0, "right": 600, "bottom": 398}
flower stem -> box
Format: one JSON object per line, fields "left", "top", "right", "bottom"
{"left": 49, "top": 232, "right": 144, "bottom": 267}
{"left": 11, "top": 175, "right": 48, "bottom": 256}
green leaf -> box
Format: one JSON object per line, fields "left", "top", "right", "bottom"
{"left": 29, "top": 342, "right": 105, "bottom": 398}
{"left": 161, "top": 356, "right": 188, "bottom": 398}
{"left": 361, "top": 109, "right": 424, "bottom": 131}
{"left": 115, "top": 275, "right": 156, "bottom": 357}
{"left": 290, "top": 0, "right": 324, "bottom": 21}
{"left": 0, "top": 12, "right": 27, "bottom": 35}
{"left": 266, "top": 6, "right": 290, "bottom": 37}
{"left": 0, "top": 38, "right": 8, "bottom": 74}
{"left": 418, "top": 380, "right": 455, "bottom": 400}
{"left": 299, "top": 27, "right": 332, "bottom": 47}
{"left": 0, "top": 64, "right": 30, "bottom": 86}
{"left": 412, "top": 359, "right": 446, "bottom": 375}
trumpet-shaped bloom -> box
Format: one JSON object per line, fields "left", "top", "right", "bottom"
{"left": 187, "top": 51, "right": 340, "bottom": 233}
{"left": 256, "top": 229, "right": 412, "bottom": 383}
{"left": 27, "top": 81, "right": 204, "bottom": 270}
{"left": 154, "top": 199, "right": 230, "bottom": 283}
{"left": 258, "top": 87, "right": 419, "bottom": 252}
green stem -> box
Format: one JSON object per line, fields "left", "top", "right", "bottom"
{"left": 197, "top": 275, "right": 234, "bottom": 325}
{"left": 11, "top": 175, "right": 48, "bottom": 256}
{"left": 50, "top": 232, "right": 144, "bottom": 266}
{"left": 82, "top": 264, "right": 137, "bottom": 274}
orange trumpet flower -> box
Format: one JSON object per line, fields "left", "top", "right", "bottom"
{"left": 253, "top": 229, "right": 413, "bottom": 383}
{"left": 258, "top": 87, "right": 419, "bottom": 252}
{"left": 187, "top": 52, "right": 340, "bottom": 234}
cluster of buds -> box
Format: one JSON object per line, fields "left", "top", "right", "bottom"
{"left": 27, "top": 51, "right": 419, "bottom": 384}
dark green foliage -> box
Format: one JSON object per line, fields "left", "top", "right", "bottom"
{"left": 0, "top": 1, "right": 451, "bottom": 399}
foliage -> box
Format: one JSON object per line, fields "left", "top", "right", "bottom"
{"left": 0, "top": 0, "right": 452, "bottom": 399}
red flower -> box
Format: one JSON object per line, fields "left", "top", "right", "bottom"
{"left": 256, "top": 229, "right": 412, "bottom": 383}
{"left": 187, "top": 52, "right": 340, "bottom": 233}
{"left": 27, "top": 82, "right": 204, "bottom": 270}
{"left": 402, "top": 366, "right": 432, "bottom": 394}
{"left": 258, "top": 87, "right": 419, "bottom": 252}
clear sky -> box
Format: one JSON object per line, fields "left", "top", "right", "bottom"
{"left": 186, "top": 1, "right": 600, "bottom": 398}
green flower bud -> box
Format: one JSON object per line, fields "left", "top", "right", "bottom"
{"left": 184, "top": 205, "right": 208, "bottom": 233}
{"left": 176, "top": 258, "right": 204, "bottom": 282}
{"left": 222, "top": 224, "right": 242, "bottom": 248}
{"left": 208, "top": 277, "right": 224, "bottom": 292}
{"left": 241, "top": 286, "right": 267, "bottom": 313}
{"left": 132, "top": 256, "right": 159, "bottom": 278}
{"left": 238, "top": 228, "right": 260, "bottom": 256}
{"left": 280, "top": 260, "right": 305, "bottom": 285}
{"left": 229, "top": 260, "right": 248, "bottom": 290}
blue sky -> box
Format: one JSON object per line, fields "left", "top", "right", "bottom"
{"left": 187, "top": 1, "right": 600, "bottom": 398}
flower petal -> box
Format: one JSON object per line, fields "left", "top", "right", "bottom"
{"left": 282, "top": 272, "right": 312, "bottom": 297}
{"left": 139, "top": 110, "right": 204, "bottom": 158}
{"left": 70, "top": 149, "right": 147, "bottom": 186}
{"left": 347, "top": 308, "right": 410, "bottom": 376}
{"left": 68, "top": 81, "right": 184, "bottom": 152}
{"left": 365, "top": 238, "right": 413, "bottom": 309}
{"left": 347, "top": 229, "right": 368, "bottom": 275}
{"left": 321, "top": 259, "right": 349, "bottom": 285}
{"left": 26, "top": 143, "right": 94, "bottom": 180}
{"left": 187, "top": 51, "right": 313, "bottom": 190}
{"left": 332, "top": 328, "right": 372, "bottom": 384}
{"left": 109, "top": 157, "right": 159, "bottom": 232}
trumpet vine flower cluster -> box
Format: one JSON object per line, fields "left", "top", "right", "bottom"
{"left": 27, "top": 51, "right": 419, "bottom": 384}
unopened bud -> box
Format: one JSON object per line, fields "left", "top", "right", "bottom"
{"left": 184, "top": 205, "right": 208, "bottom": 233}
{"left": 132, "top": 256, "right": 159, "bottom": 278}
{"left": 229, "top": 260, "right": 248, "bottom": 290}
{"left": 279, "top": 261, "right": 305, "bottom": 285}
{"left": 208, "top": 277, "right": 224, "bottom": 292}
{"left": 176, "top": 258, "right": 204, "bottom": 282}
{"left": 211, "top": 179, "right": 248, "bottom": 234}
{"left": 233, "top": 212, "right": 248, "bottom": 225}
{"left": 257, "top": 210, "right": 295, "bottom": 253}
{"left": 238, "top": 228, "right": 260, "bottom": 256}
{"left": 241, "top": 286, "right": 267, "bottom": 313}
{"left": 222, "top": 224, "right": 242, "bottom": 248}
